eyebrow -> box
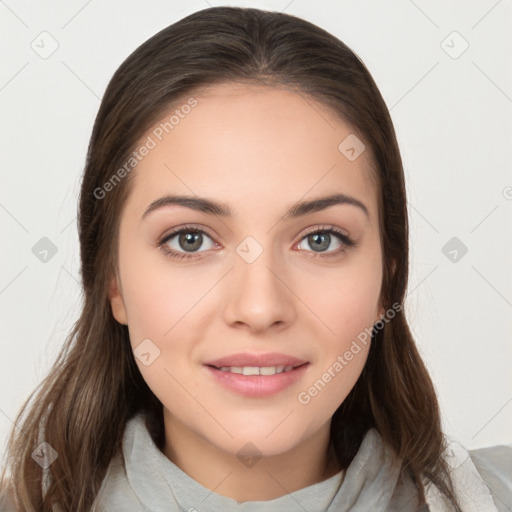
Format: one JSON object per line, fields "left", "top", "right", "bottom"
{"left": 141, "top": 193, "right": 369, "bottom": 221}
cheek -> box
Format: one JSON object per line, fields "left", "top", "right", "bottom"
{"left": 293, "top": 251, "right": 381, "bottom": 406}
{"left": 120, "top": 263, "right": 199, "bottom": 406}
{"left": 119, "top": 245, "right": 202, "bottom": 342}
{"left": 301, "top": 255, "right": 382, "bottom": 341}
{"left": 122, "top": 280, "right": 174, "bottom": 343}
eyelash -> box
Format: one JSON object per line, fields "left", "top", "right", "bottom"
{"left": 156, "top": 224, "right": 356, "bottom": 261}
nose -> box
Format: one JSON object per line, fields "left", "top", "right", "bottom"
{"left": 222, "top": 245, "right": 296, "bottom": 333}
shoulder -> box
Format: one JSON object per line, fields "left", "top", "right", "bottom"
{"left": 469, "top": 444, "right": 512, "bottom": 512}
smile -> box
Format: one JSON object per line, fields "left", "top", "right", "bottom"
{"left": 216, "top": 364, "right": 301, "bottom": 375}
{"left": 204, "top": 363, "right": 310, "bottom": 397}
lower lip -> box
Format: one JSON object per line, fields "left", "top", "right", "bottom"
{"left": 204, "top": 363, "right": 310, "bottom": 397}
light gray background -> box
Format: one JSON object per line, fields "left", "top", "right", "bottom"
{"left": 1, "top": 0, "right": 511, "bottom": 464}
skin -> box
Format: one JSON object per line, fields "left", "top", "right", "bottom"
{"left": 108, "top": 82, "right": 385, "bottom": 503}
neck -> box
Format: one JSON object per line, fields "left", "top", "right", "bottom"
{"left": 162, "top": 413, "right": 343, "bottom": 503}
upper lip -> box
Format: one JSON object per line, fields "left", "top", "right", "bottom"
{"left": 204, "top": 352, "right": 308, "bottom": 368}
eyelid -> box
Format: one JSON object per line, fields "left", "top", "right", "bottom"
{"left": 158, "top": 223, "right": 216, "bottom": 241}
{"left": 300, "top": 224, "right": 350, "bottom": 238}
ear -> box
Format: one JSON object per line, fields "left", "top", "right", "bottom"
{"left": 375, "top": 257, "right": 398, "bottom": 322}
{"left": 108, "top": 275, "right": 128, "bottom": 325}
{"left": 376, "top": 303, "right": 386, "bottom": 324}
{"left": 375, "top": 294, "right": 386, "bottom": 324}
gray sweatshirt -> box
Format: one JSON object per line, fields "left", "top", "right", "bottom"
{"left": 91, "top": 411, "right": 508, "bottom": 511}
{"left": 1, "top": 411, "right": 510, "bottom": 511}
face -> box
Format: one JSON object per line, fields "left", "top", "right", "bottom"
{"left": 108, "top": 82, "right": 384, "bottom": 461}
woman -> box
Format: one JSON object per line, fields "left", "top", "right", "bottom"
{"left": 1, "top": 6, "right": 508, "bottom": 511}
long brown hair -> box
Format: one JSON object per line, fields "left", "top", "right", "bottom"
{"left": 0, "top": 6, "right": 461, "bottom": 511}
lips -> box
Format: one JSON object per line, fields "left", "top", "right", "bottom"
{"left": 204, "top": 352, "right": 308, "bottom": 369}
{"left": 204, "top": 361, "right": 310, "bottom": 397}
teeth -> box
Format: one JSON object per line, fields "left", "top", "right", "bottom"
{"left": 219, "top": 365, "right": 295, "bottom": 375}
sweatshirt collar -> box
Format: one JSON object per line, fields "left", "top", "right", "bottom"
{"left": 121, "top": 411, "right": 403, "bottom": 512}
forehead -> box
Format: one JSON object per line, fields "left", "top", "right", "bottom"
{"left": 127, "top": 82, "right": 378, "bottom": 221}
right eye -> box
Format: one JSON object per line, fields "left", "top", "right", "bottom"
{"left": 157, "top": 225, "right": 218, "bottom": 261}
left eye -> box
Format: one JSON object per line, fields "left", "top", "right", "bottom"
{"left": 296, "top": 227, "right": 355, "bottom": 255}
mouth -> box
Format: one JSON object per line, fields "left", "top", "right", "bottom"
{"left": 204, "top": 352, "right": 309, "bottom": 369}
{"left": 203, "top": 362, "right": 310, "bottom": 397}
{"left": 205, "top": 362, "right": 308, "bottom": 375}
